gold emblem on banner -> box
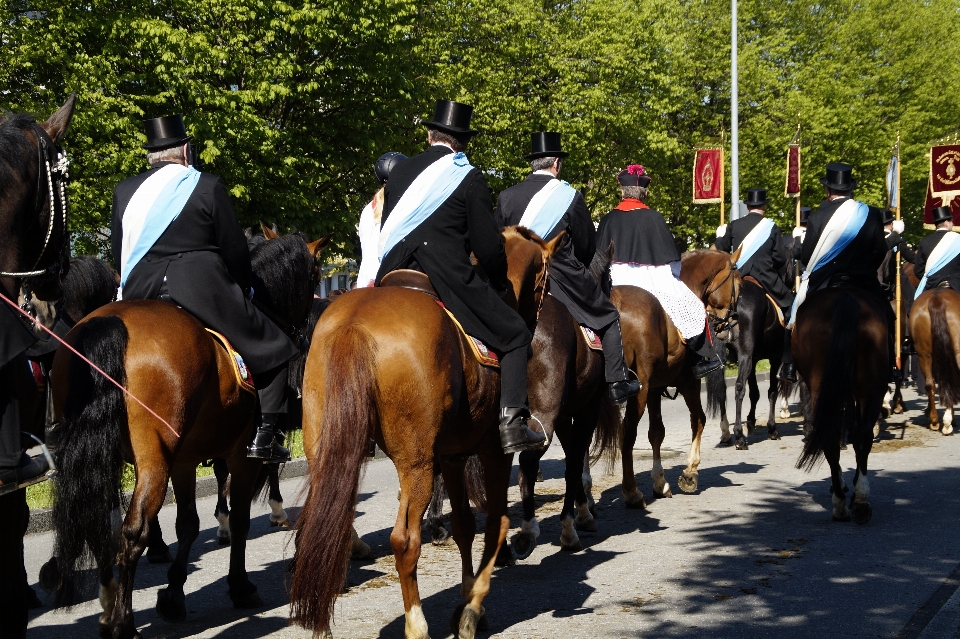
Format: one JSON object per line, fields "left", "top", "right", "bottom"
{"left": 701, "top": 160, "right": 715, "bottom": 192}
{"left": 936, "top": 149, "right": 960, "bottom": 186}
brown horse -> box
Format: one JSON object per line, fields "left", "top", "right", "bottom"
{"left": 794, "top": 288, "right": 888, "bottom": 524}
{"left": 591, "top": 249, "right": 741, "bottom": 508}
{"left": 908, "top": 288, "right": 960, "bottom": 434}
{"left": 289, "top": 227, "right": 561, "bottom": 639}
{"left": 49, "top": 230, "right": 328, "bottom": 639}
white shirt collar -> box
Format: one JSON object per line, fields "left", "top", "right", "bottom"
{"left": 533, "top": 170, "right": 556, "bottom": 177}
{"left": 748, "top": 209, "right": 764, "bottom": 215}
{"left": 431, "top": 142, "right": 454, "bottom": 151}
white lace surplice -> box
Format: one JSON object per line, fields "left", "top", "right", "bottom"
{"left": 611, "top": 261, "right": 707, "bottom": 339}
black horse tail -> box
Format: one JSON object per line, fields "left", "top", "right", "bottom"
{"left": 290, "top": 324, "right": 378, "bottom": 633}
{"left": 464, "top": 454, "right": 487, "bottom": 513}
{"left": 705, "top": 355, "right": 727, "bottom": 418}
{"left": 929, "top": 293, "right": 960, "bottom": 407}
{"left": 52, "top": 315, "right": 128, "bottom": 600}
{"left": 592, "top": 387, "right": 625, "bottom": 468}
{"left": 797, "top": 294, "right": 859, "bottom": 471}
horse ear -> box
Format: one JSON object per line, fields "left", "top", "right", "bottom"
{"left": 260, "top": 221, "right": 280, "bottom": 240}
{"left": 542, "top": 230, "right": 566, "bottom": 259}
{"left": 40, "top": 93, "right": 77, "bottom": 143}
{"left": 306, "top": 233, "right": 333, "bottom": 258}
{"left": 730, "top": 244, "right": 743, "bottom": 265}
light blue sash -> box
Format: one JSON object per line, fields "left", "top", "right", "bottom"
{"left": 916, "top": 232, "right": 960, "bottom": 299}
{"left": 735, "top": 218, "right": 775, "bottom": 269}
{"left": 519, "top": 179, "right": 578, "bottom": 239}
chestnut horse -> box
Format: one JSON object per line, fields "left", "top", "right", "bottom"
{"left": 289, "top": 227, "right": 561, "bottom": 639}
{"left": 591, "top": 249, "right": 741, "bottom": 508}
{"left": 794, "top": 288, "right": 888, "bottom": 524}
{"left": 0, "top": 96, "right": 74, "bottom": 639}
{"left": 49, "top": 230, "right": 328, "bottom": 639}
{"left": 908, "top": 287, "right": 960, "bottom": 434}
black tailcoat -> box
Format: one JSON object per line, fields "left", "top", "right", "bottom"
{"left": 375, "top": 145, "right": 530, "bottom": 353}
{"left": 915, "top": 230, "right": 960, "bottom": 292}
{"left": 802, "top": 197, "right": 887, "bottom": 296}
{"left": 715, "top": 212, "right": 794, "bottom": 309}
{"left": 0, "top": 303, "right": 36, "bottom": 369}
{"left": 495, "top": 173, "right": 618, "bottom": 329}
{"left": 111, "top": 162, "right": 297, "bottom": 373}
{"left": 595, "top": 201, "right": 681, "bottom": 266}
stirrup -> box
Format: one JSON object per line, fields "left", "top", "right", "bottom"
{"left": 0, "top": 433, "right": 57, "bottom": 497}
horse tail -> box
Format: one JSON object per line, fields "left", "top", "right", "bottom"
{"left": 705, "top": 356, "right": 727, "bottom": 418}
{"left": 289, "top": 324, "right": 378, "bottom": 632}
{"left": 51, "top": 315, "right": 128, "bottom": 596}
{"left": 797, "top": 294, "right": 858, "bottom": 471}
{"left": 464, "top": 454, "right": 487, "bottom": 513}
{"left": 929, "top": 294, "right": 960, "bottom": 406}
{"left": 592, "top": 389, "right": 624, "bottom": 467}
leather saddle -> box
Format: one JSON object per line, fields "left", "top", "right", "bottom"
{"left": 380, "top": 269, "right": 438, "bottom": 299}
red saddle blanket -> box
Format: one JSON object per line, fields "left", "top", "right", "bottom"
{"left": 580, "top": 325, "right": 603, "bottom": 351}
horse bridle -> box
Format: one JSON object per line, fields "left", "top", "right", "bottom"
{"left": 704, "top": 257, "right": 739, "bottom": 333}
{"left": 0, "top": 122, "right": 70, "bottom": 281}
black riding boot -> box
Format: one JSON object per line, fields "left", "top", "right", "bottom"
{"left": 247, "top": 362, "right": 291, "bottom": 462}
{"left": 778, "top": 327, "right": 797, "bottom": 383}
{"left": 687, "top": 321, "right": 724, "bottom": 378}
{"left": 498, "top": 346, "right": 545, "bottom": 453}
{"left": 600, "top": 319, "right": 641, "bottom": 404}
{"left": 0, "top": 358, "right": 51, "bottom": 495}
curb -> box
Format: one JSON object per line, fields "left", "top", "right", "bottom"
{"left": 26, "top": 446, "right": 388, "bottom": 536}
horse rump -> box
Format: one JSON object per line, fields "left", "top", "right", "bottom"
{"left": 51, "top": 315, "right": 128, "bottom": 603}
{"left": 928, "top": 293, "right": 960, "bottom": 407}
{"left": 289, "top": 324, "right": 379, "bottom": 632}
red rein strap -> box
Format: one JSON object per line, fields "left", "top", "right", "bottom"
{"left": 0, "top": 291, "right": 180, "bottom": 439}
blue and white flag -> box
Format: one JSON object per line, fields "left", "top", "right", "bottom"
{"left": 886, "top": 154, "right": 900, "bottom": 210}
{"left": 787, "top": 199, "right": 869, "bottom": 327}
{"left": 378, "top": 152, "right": 474, "bottom": 260}
{"left": 517, "top": 178, "right": 578, "bottom": 239}
{"left": 735, "top": 217, "right": 775, "bottom": 270}
{"left": 916, "top": 231, "right": 960, "bottom": 299}
{"left": 119, "top": 163, "right": 201, "bottom": 294}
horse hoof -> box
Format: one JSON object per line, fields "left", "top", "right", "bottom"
{"left": 146, "top": 548, "right": 174, "bottom": 564}
{"left": 229, "top": 582, "right": 263, "bottom": 609}
{"left": 943, "top": 426, "right": 955, "bottom": 436}
{"left": 768, "top": 430, "right": 781, "bottom": 441}
{"left": 511, "top": 532, "right": 537, "bottom": 560}
{"left": 450, "top": 603, "right": 486, "bottom": 639}
{"left": 653, "top": 486, "right": 673, "bottom": 499}
{"left": 719, "top": 436, "right": 733, "bottom": 447}
{"left": 575, "top": 518, "right": 598, "bottom": 532}
{"left": 317, "top": 629, "right": 333, "bottom": 639}
{"left": 431, "top": 526, "right": 453, "bottom": 546}
{"left": 623, "top": 491, "right": 646, "bottom": 509}
{"left": 217, "top": 533, "right": 231, "bottom": 547}
{"left": 735, "top": 437, "right": 749, "bottom": 450}
{"left": 39, "top": 557, "right": 61, "bottom": 593}
{"left": 893, "top": 404, "right": 904, "bottom": 415}
{"left": 156, "top": 588, "right": 187, "bottom": 622}
{"left": 852, "top": 502, "right": 872, "bottom": 525}
{"left": 560, "top": 539, "right": 583, "bottom": 552}
{"left": 495, "top": 543, "right": 515, "bottom": 567}
{"left": 745, "top": 420, "right": 756, "bottom": 434}
{"left": 589, "top": 505, "right": 597, "bottom": 519}
{"left": 677, "top": 472, "right": 699, "bottom": 493}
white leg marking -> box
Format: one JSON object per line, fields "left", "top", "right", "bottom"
{"left": 945, "top": 407, "right": 955, "bottom": 435}
{"left": 779, "top": 397, "right": 790, "bottom": 420}
{"left": 268, "top": 498, "right": 289, "bottom": 526}
{"left": 832, "top": 490, "right": 850, "bottom": 520}
{"left": 651, "top": 459, "right": 669, "bottom": 496}
{"left": 854, "top": 475, "right": 870, "bottom": 504}
{"left": 404, "top": 603, "right": 430, "bottom": 639}
{"left": 882, "top": 389, "right": 893, "bottom": 412}
{"left": 719, "top": 417, "right": 731, "bottom": 441}
{"left": 559, "top": 514, "right": 580, "bottom": 549}
{"left": 216, "top": 511, "right": 231, "bottom": 544}
{"left": 520, "top": 517, "right": 540, "bottom": 539}
{"left": 575, "top": 501, "right": 597, "bottom": 531}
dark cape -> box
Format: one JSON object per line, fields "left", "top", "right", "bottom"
{"left": 715, "top": 212, "right": 794, "bottom": 309}
{"left": 596, "top": 201, "right": 681, "bottom": 266}
{"left": 496, "top": 173, "right": 618, "bottom": 329}
{"left": 915, "top": 230, "right": 960, "bottom": 292}
{"left": 111, "top": 162, "right": 297, "bottom": 373}
{"left": 375, "top": 145, "right": 530, "bottom": 353}
{"left": 801, "top": 197, "right": 888, "bottom": 296}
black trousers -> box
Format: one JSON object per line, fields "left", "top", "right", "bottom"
{"left": 0, "top": 358, "right": 24, "bottom": 469}
{"left": 599, "top": 319, "right": 629, "bottom": 383}
{"left": 499, "top": 345, "right": 529, "bottom": 410}
{"left": 255, "top": 362, "right": 289, "bottom": 415}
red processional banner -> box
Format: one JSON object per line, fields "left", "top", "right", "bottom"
{"left": 931, "top": 144, "right": 960, "bottom": 203}
{"left": 924, "top": 173, "right": 960, "bottom": 226}
{"left": 784, "top": 144, "right": 801, "bottom": 197}
{"left": 692, "top": 148, "right": 723, "bottom": 204}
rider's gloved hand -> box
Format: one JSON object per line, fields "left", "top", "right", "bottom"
{"left": 716, "top": 224, "right": 727, "bottom": 238}
{"left": 892, "top": 219, "right": 905, "bottom": 235}
{"left": 792, "top": 227, "right": 804, "bottom": 239}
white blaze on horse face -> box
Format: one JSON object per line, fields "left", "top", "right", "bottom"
{"left": 854, "top": 475, "right": 870, "bottom": 505}
{"left": 404, "top": 603, "right": 430, "bottom": 639}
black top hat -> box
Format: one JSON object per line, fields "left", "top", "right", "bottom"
{"left": 142, "top": 115, "right": 191, "bottom": 151}
{"left": 820, "top": 162, "right": 857, "bottom": 191}
{"left": 880, "top": 208, "right": 896, "bottom": 225}
{"left": 527, "top": 132, "right": 568, "bottom": 160}
{"left": 799, "top": 206, "right": 811, "bottom": 226}
{"left": 422, "top": 100, "right": 479, "bottom": 136}
{"left": 933, "top": 205, "right": 954, "bottom": 225}
{"left": 745, "top": 188, "right": 768, "bottom": 208}
{"left": 618, "top": 165, "right": 651, "bottom": 188}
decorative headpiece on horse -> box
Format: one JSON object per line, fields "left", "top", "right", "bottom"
{"left": 618, "top": 164, "right": 651, "bottom": 188}
{"left": 142, "top": 115, "right": 191, "bottom": 151}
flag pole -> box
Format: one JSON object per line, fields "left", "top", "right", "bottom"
{"left": 895, "top": 131, "right": 902, "bottom": 371}
{"left": 720, "top": 131, "right": 726, "bottom": 225}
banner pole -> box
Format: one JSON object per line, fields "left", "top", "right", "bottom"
{"left": 895, "top": 131, "right": 902, "bottom": 371}
{"left": 794, "top": 196, "right": 801, "bottom": 292}
{"left": 720, "top": 148, "right": 726, "bottom": 226}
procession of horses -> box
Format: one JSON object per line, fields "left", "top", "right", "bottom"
{"left": 3, "top": 95, "right": 959, "bottom": 639}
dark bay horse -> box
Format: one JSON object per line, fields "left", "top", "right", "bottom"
{"left": 510, "top": 244, "right": 621, "bottom": 559}
{"left": 794, "top": 288, "right": 888, "bottom": 524}
{"left": 49, "top": 231, "right": 328, "bottom": 639}
{"left": 0, "top": 96, "right": 75, "bottom": 639}
{"left": 590, "top": 249, "right": 741, "bottom": 508}
{"left": 908, "top": 288, "right": 960, "bottom": 434}
{"left": 289, "top": 227, "right": 561, "bottom": 639}
{"left": 709, "top": 276, "right": 789, "bottom": 449}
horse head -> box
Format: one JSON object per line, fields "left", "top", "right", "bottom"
{"left": 502, "top": 226, "right": 564, "bottom": 332}
{"left": 681, "top": 249, "right": 742, "bottom": 339}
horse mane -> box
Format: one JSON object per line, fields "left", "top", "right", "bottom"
{"left": 250, "top": 233, "right": 315, "bottom": 328}
{"left": 0, "top": 113, "right": 37, "bottom": 196}
{"left": 62, "top": 256, "right": 118, "bottom": 325}
{"left": 504, "top": 225, "right": 548, "bottom": 249}
{"left": 589, "top": 240, "right": 614, "bottom": 295}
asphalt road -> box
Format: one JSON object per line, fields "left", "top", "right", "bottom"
{"left": 22, "top": 381, "right": 960, "bottom": 638}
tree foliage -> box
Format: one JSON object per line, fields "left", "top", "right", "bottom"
{"left": 2, "top": 0, "right": 957, "bottom": 259}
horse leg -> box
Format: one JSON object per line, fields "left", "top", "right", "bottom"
{"left": 849, "top": 403, "right": 879, "bottom": 525}
{"left": 155, "top": 465, "right": 200, "bottom": 623}
{"left": 718, "top": 383, "right": 732, "bottom": 445}
{"left": 766, "top": 369, "right": 781, "bottom": 440}
{"left": 622, "top": 387, "right": 647, "bottom": 507}
{"left": 919, "top": 351, "right": 940, "bottom": 430}
{"left": 944, "top": 406, "right": 955, "bottom": 437}
{"left": 648, "top": 392, "right": 671, "bottom": 499}
{"left": 582, "top": 449, "right": 596, "bottom": 517}
{"left": 392, "top": 463, "right": 434, "bottom": 639}
{"left": 0, "top": 491, "right": 29, "bottom": 639}
{"left": 267, "top": 464, "right": 288, "bottom": 527}
{"left": 212, "top": 458, "right": 231, "bottom": 546}
{"left": 733, "top": 358, "right": 749, "bottom": 449}
{"left": 746, "top": 369, "right": 760, "bottom": 437}
{"left": 426, "top": 471, "right": 452, "bottom": 546}
{"left": 570, "top": 411, "right": 598, "bottom": 535}
{"left": 513, "top": 445, "right": 546, "bottom": 559}
{"left": 892, "top": 378, "right": 905, "bottom": 414}
{"left": 553, "top": 417, "right": 586, "bottom": 552}
{"left": 677, "top": 377, "right": 706, "bottom": 494}
{"left": 225, "top": 453, "right": 263, "bottom": 609}
{"left": 145, "top": 515, "right": 172, "bottom": 564}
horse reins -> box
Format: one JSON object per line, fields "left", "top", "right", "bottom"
{"left": 704, "top": 257, "right": 739, "bottom": 332}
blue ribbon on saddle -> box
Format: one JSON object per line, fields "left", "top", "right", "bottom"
{"left": 916, "top": 232, "right": 960, "bottom": 299}
{"left": 735, "top": 218, "right": 775, "bottom": 270}
{"left": 520, "top": 180, "right": 578, "bottom": 239}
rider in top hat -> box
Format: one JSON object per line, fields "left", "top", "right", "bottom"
{"left": 357, "top": 152, "right": 407, "bottom": 288}
{"left": 111, "top": 114, "right": 298, "bottom": 462}
{"left": 877, "top": 207, "right": 913, "bottom": 301}
{"left": 596, "top": 165, "right": 724, "bottom": 378}
{"left": 496, "top": 132, "right": 640, "bottom": 404}
{"left": 914, "top": 206, "right": 960, "bottom": 294}
{"left": 375, "top": 100, "right": 545, "bottom": 454}
{"left": 778, "top": 162, "right": 890, "bottom": 383}
{"left": 715, "top": 187, "right": 793, "bottom": 316}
